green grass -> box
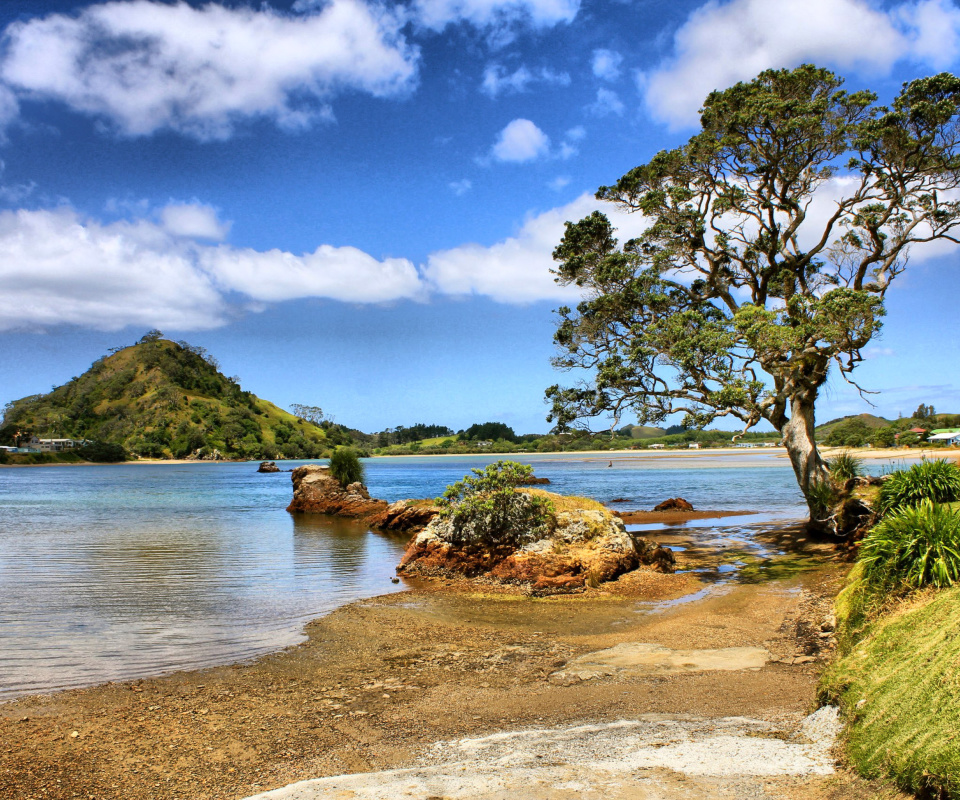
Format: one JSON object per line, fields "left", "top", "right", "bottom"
{"left": 878, "top": 459, "right": 960, "bottom": 514}
{"left": 819, "top": 585, "right": 960, "bottom": 798}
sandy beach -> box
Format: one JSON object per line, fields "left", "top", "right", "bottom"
{"left": 0, "top": 521, "right": 903, "bottom": 800}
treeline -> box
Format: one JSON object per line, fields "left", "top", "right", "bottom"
{"left": 822, "top": 404, "right": 960, "bottom": 448}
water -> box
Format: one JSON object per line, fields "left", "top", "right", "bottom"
{"left": 0, "top": 452, "right": 808, "bottom": 700}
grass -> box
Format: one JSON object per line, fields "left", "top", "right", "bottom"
{"left": 859, "top": 501, "right": 960, "bottom": 593}
{"left": 819, "top": 585, "right": 960, "bottom": 798}
{"left": 827, "top": 451, "right": 864, "bottom": 482}
{"left": 519, "top": 488, "right": 610, "bottom": 515}
{"left": 878, "top": 459, "right": 960, "bottom": 514}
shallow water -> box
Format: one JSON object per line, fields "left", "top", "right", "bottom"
{"left": 0, "top": 453, "right": 810, "bottom": 699}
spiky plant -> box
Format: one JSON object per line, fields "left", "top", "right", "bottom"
{"left": 877, "top": 459, "right": 960, "bottom": 514}
{"left": 827, "top": 451, "right": 864, "bottom": 483}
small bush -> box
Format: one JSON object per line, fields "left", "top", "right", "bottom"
{"left": 806, "top": 478, "right": 836, "bottom": 519}
{"left": 878, "top": 459, "right": 960, "bottom": 514}
{"left": 438, "top": 461, "right": 555, "bottom": 548}
{"left": 860, "top": 500, "right": 960, "bottom": 593}
{"left": 329, "top": 447, "right": 364, "bottom": 487}
{"left": 827, "top": 451, "right": 863, "bottom": 482}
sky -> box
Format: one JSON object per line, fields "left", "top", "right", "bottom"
{"left": 1, "top": 0, "right": 960, "bottom": 434}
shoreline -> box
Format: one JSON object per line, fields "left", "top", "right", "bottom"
{"left": 0, "top": 520, "right": 890, "bottom": 800}
{"left": 0, "top": 445, "right": 938, "bottom": 469}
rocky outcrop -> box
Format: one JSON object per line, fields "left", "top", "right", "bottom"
{"left": 366, "top": 500, "right": 441, "bottom": 533}
{"left": 286, "top": 465, "right": 387, "bottom": 517}
{"left": 516, "top": 475, "right": 551, "bottom": 485}
{"left": 258, "top": 461, "right": 280, "bottom": 473}
{"left": 653, "top": 497, "right": 694, "bottom": 512}
{"left": 398, "top": 498, "right": 672, "bottom": 593}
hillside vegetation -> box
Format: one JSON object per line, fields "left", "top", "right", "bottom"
{"left": 0, "top": 337, "right": 342, "bottom": 460}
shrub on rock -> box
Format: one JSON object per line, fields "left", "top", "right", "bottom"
{"left": 329, "top": 447, "right": 364, "bottom": 488}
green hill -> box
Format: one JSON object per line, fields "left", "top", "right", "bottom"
{"left": 815, "top": 413, "right": 891, "bottom": 437}
{"left": 0, "top": 337, "right": 336, "bottom": 460}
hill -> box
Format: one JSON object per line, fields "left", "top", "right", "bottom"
{"left": 815, "top": 414, "right": 891, "bottom": 437}
{"left": 0, "top": 336, "right": 340, "bottom": 460}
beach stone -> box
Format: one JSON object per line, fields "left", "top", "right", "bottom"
{"left": 653, "top": 497, "right": 695, "bottom": 512}
{"left": 257, "top": 461, "right": 280, "bottom": 473}
{"left": 397, "top": 498, "right": 651, "bottom": 589}
{"left": 549, "top": 643, "right": 771, "bottom": 683}
{"left": 367, "top": 500, "right": 441, "bottom": 533}
{"left": 286, "top": 465, "right": 387, "bottom": 518}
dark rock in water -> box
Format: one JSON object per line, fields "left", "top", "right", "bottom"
{"left": 653, "top": 497, "right": 694, "bottom": 513}
{"left": 367, "top": 501, "right": 441, "bottom": 533}
{"left": 516, "top": 475, "right": 551, "bottom": 485}
{"left": 634, "top": 537, "right": 677, "bottom": 573}
{"left": 610, "top": 497, "right": 630, "bottom": 503}
{"left": 257, "top": 461, "right": 280, "bottom": 473}
{"left": 286, "top": 465, "right": 388, "bottom": 518}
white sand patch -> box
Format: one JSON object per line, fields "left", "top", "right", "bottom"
{"left": 245, "top": 708, "right": 841, "bottom": 799}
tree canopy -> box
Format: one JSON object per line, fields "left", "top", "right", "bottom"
{"left": 547, "top": 65, "right": 960, "bottom": 525}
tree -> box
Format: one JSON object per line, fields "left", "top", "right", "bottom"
{"left": 290, "top": 404, "right": 325, "bottom": 426}
{"left": 547, "top": 65, "right": 960, "bottom": 531}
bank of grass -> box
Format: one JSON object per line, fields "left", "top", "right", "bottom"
{"left": 519, "top": 488, "right": 610, "bottom": 516}
{"left": 819, "top": 582, "right": 960, "bottom": 798}
{"left": 819, "top": 499, "right": 960, "bottom": 797}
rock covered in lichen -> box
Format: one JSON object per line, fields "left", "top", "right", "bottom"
{"left": 286, "top": 465, "right": 387, "bottom": 517}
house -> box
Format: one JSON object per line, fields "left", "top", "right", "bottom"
{"left": 26, "top": 436, "right": 78, "bottom": 452}
{"left": 688, "top": 442, "right": 701, "bottom": 449}
{"left": 649, "top": 443, "right": 666, "bottom": 449}
{"left": 928, "top": 431, "right": 960, "bottom": 445}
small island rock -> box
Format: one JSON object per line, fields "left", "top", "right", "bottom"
{"left": 653, "top": 497, "right": 694, "bottom": 512}
{"left": 257, "top": 461, "right": 281, "bottom": 473}
{"left": 286, "top": 465, "right": 387, "bottom": 518}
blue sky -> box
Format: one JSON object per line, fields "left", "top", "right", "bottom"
{"left": 1, "top": 0, "right": 959, "bottom": 434}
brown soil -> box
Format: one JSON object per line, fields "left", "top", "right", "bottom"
{"left": 616, "top": 509, "right": 754, "bottom": 524}
{"left": 0, "top": 533, "right": 903, "bottom": 800}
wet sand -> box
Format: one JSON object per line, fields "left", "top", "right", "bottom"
{"left": 0, "top": 524, "right": 903, "bottom": 800}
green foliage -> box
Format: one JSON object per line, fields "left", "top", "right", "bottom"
{"left": 437, "top": 461, "right": 555, "bottom": 548}
{"left": 871, "top": 426, "right": 897, "bottom": 448}
{"left": 819, "top": 585, "right": 960, "bottom": 798}
{"left": 458, "top": 422, "right": 518, "bottom": 443}
{"left": 329, "top": 447, "right": 364, "bottom": 487}
{"left": 859, "top": 501, "right": 960, "bottom": 593}
{"left": 806, "top": 479, "right": 837, "bottom": 520}
{"left": 76, "top": 441, "right": 128, "bottom": 462}
{"left": 2, "top": 338, "right": 328, "bottom": 460}
{"left": 878, "top": 459, "right": 960, "bottom": 514}
{"left": 824, "top": 417, "right": 871, "bottom": 447}
{"left": 546, "top": 64, "right": 960, "bottom": 519}
{"left": 827, "top": 451, "right": 864, "bottom": 482}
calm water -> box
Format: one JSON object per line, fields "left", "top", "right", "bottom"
{"left": 0, "top": 452, "right": 809, "bottom": 699}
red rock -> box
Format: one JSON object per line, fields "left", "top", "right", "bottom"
{"left": 652, "top": 497, "right": 694, "bottom": 512}
{"left": 366, "top": 501, "right": 441, "bottom": 533}
{"left": 286, "top": 465, "right": 387, "bottom": 518}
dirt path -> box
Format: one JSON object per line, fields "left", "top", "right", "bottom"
{"left": 0, "top": 527, "right": 902, "bottom": 800}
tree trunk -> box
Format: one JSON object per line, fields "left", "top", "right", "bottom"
{"left": 779, "top": 392, "right": 832, "bottom": 532}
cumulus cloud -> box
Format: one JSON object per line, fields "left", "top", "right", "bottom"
{"left": 413, "top": 0, "right": 579, "bottom": 31}
{"left": 423, "top": 193, "right": 649, "bottom": 303}
{"left": 491, "top": 118, "right": 550, "bottom": 162}
{"left": 591, "top": 49, "right": 623, "bottom": 81}
{"left": 480, "top": 64, "right": 570, "bottom": 97}
{"left": 0, "top": 208, "right": 227, "bottom": 331}
{"left": 642, "top": 0, "right": 960, "bottom": 129}
{"left": 0, "top": 206, "right": 424, "bottom": 331}
{"left": 0, "top": 0, "right": 419, "bottom": 140}
{"left": 160, "top": 202, "right": 230, "bottom": 241}
{"left": 587, "top": 87, "right": 624, "bottom": 117}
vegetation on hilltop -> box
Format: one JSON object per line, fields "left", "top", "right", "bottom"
{"left": 0, "top": 334, "right": 351, "bottom": 461}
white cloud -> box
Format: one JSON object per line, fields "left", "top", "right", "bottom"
{"left": 587, "top": 87, "right": 625, "bottom": 117}
{"left": 548, "top": 175, "right": 571, "bottom": 191}
{"left": 641, "top": 0, "right": 960, "bottom": 129}
{"left": 491, "top": 118, "right": 550, "bottom": 162}
{"left": 591, "top": 49, "right": 623, "bottom": 81}
{"left": 200, "top": 245, "right": 423, "bottom": 304}
{"left": 0, "top": 208, "right": 227, "bottom": 331}
{"left": 0, "top": 0, "right": 419, "bottom": 140}
{"left": 0, "top": 205, "right": 424, "bottom": 332}
{"left": 160, "top": 202, "right": 230, "bottom": 241}
{"left": 449, "top": 178, "right": 473, "bottom": 195}
{"left": 413, "top": 0, "right": 579, "bottom": 31}
{"left": 480, "top": 64, "right": 570, "bottom": 97}
{"left": 423, "top": 192, "right": 650, "bottom": 303}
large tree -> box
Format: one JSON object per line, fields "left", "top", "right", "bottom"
{"left": 547, "top": 65, "right": 960, "bottom": 530}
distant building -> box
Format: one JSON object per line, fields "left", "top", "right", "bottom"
{"left": 649, "top": 443, "right": 666, "bottom": 449}
{"left": 928, "top": 431, "right": 960, "bottom": 445}
{"left": 26, "top": 436, "right": 79, "bottom": 452}
{"left": 688, "top": 442, "right": 701, "bottom": 449}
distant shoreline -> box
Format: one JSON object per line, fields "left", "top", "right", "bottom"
{"left": 0, "top": 446, "right": 938, "bottom": 468}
